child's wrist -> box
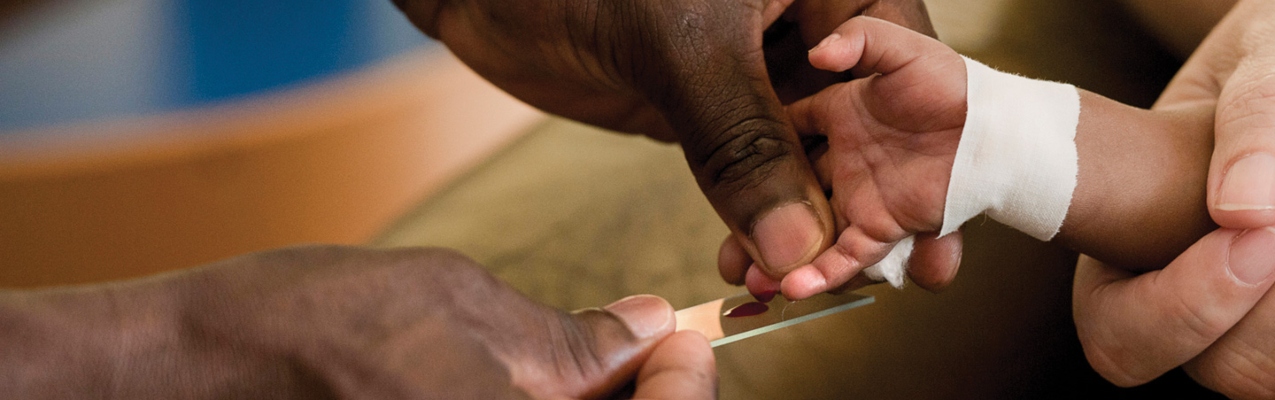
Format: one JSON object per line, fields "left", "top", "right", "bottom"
{"left": 941, "top": 57, "right": 1080, "bottom": 241}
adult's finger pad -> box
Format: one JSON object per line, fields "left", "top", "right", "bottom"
{"left": 633, "top": 331, "right": 717, "bottom": 400}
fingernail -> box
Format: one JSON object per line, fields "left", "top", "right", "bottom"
{"left": 1217, "top": 153, "right": 1275, "bottom": 211}
{"left": 1228, "top": 227, "right": 1275, "bottom": 285}
{"left": 752, "top": 203, "right": 824, "bottom": 270}
{"left": 604, "top": 295, "right": 673, "bottom": 340}
{"left": 809, "top": 33, "right": 840, "bottom": 53}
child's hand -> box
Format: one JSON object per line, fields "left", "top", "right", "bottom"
{"left": 777, "top": 17, "right": 968, "bottom": 298}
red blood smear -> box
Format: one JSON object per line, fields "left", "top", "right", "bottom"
{"left": 724, "top": 301, "right": 770, "bottom": 318}
{"left": 752, "top": 290, "right": 777, "bottom": 303}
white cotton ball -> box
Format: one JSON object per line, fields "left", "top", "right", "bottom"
{"left": 862, "top": 236, "right": 914, "bottom": 289}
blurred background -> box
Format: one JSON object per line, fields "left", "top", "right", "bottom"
{"left": 0, "top": 0, "right": 1231, "bottom": 398}
{"left": 0, "top": 0, "right": 425, "bottom": 132}
{"left": 0, "top": 0, "right": 543, "bottom": 286}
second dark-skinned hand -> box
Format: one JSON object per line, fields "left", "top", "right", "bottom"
{"left": 390, "top": 0, "right": 953, "bottom": 289}
{"left": 0, "top": 246, "right": 714, "bottom": 399}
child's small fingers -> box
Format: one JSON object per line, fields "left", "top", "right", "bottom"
{"left": 787, "top": 84, "right": 860, "bottom": 142}
{"left": 745, "top": 265, "right": 783, "bottom": 299}
{"left": 717, "top": 234, "right": 751, "bottom": 285}
{"left": 780, "top": 265, "right": 829, "bottom": 300}
{"left": 809, "top": 147, "right": 835, "bottom": 192}
{"left": 806, "top": 29, "right": 863, "bottom": 73}
{"left": 782, "top": 228, "right": 894, "bottom": 299}
{"left": 906, "top": 231, "right": 963, "bottom": 292}
{"left": 808, "top": 16, "right": 949, "bottom": 78}
{"left": 826, "top": 274, "right": 879, "bottom": 295}
{"left": 787, "top": 95, "right": 824, "bottom": 137}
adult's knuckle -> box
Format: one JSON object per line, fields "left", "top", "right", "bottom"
{"left": 1082, "top": 289, "right": 1246, "bottom": 386}
{"left": 1190, "top": 340, "right": 1275, "bottom": 399}
{"left": 388, "top": 247, "right": 500, "bottom": 291}
{"left": 1169, "top": 290, "right": 1233, "bottom": 349}
{"left": 391, "top": 246, "right": 468, "bottom": 270}
{"left": 545, "top": 310, "right": 610, "bottom": 380}
{"left": 1219, "top": 70, "right": 1275, "bottom": 133}
{"left": 690, "top": 115, "right": 795, "bottom": 194}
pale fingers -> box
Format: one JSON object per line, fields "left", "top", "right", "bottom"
{"left": 1073, "top": 228, "right": 1275, "bottom": 386}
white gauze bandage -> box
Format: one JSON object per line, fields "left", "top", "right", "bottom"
{"left": 940, "top": 57, "right": 1080, "bottom": 241}
{"left": 862, "top": 58, "right": 1079, "bottom": 289}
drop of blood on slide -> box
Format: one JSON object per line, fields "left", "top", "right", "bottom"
{"left": 724, "top": 301, "right": 769, "bottom": 318}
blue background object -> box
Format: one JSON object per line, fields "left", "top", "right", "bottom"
{"left": 0, "top": 0, "right": 433, "bottom": 133}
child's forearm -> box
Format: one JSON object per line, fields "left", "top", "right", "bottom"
{"left": 1056, "top": 91, "right": 1216, "bottom": 270}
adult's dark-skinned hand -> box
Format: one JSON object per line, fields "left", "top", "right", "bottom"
{"left": 0, "top": 246, "right": 715, "bottom": 399}
{"left": 1074, "top": 0, "right": 1275, "bottom": 397}
{"left": 391, "top": 0, "right": 952, "bottom": 290}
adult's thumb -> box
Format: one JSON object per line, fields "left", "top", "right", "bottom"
{"left": 501, "top": 294, "right": 674, "bottom": 399}
{"left": 1208, "top": 27, "right": 1275, "bottom": 228}
{"left": 639, "top": 4, "right": 833, "bottom": 278}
